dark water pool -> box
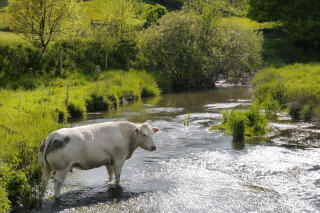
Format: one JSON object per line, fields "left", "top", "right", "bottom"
{"left": 35, "top": 87, "right": 320, "bottom": 213}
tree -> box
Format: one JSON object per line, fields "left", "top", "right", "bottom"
{"left": 139, "top": 12, "right": 217, "bottom": 89}
{"left": 248, "top": 0, "right": 320, "bottom": 46}
{"left": 103, "top": 0, "right": 145, "bottom": 69}
{"left": 7, "top": 0, "right": 81, "bottom": 54}
{"left": 144, "top": 4, "right": 168, "bottom": 27}
{"left": 218, "top": 22, "right": 263, "bottom": 82}
{"left": 139, "top": 10, "right": 262, "bottom": 89}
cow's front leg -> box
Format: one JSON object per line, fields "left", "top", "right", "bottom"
{"left": 113, "top": 159, "right": 125, "bottom": 185}
{"left": 54, "top": 169, "right": 68, "bottom": 199}
{"left": 106, "top": 164, "right": 113, "bottom": 182}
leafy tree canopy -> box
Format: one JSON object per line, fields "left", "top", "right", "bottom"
{"left": 7, "top": 0, "right": 82, "bottom": 54}
{"left": 248, "top": 0, "right": 320, "bottom": 46}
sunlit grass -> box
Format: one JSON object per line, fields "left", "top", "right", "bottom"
{"left": 0, "top": 31, "right": 28, "bottom": 46}
{"left": 253, "top": 63, "right": 320, "bottom": 120}
{"left": 222, "top": 17, "right": 280, "bottom": 31}
{"left": 80, "top": 0, "right": 110, "bottom": 20}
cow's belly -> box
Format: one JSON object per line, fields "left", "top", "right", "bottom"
{"left": 71, "top": 148, "right": 112, "bottom": 170}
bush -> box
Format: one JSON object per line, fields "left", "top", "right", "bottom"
{"left": 140, "top": 10, "right": 262, "bottom": 90}
{"left": 85, "top": 94, "right": 110, "bottom": 112}
{"left": 67, "top": 102, "right": 84, "bottom": 119}
{"left": 0, "top": 163, "right": 39, "bottom": 211}
{"left": 0, "top": 171, "right": 11, "bottom": 213}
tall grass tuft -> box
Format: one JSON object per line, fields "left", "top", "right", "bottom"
{"left": 213, "top": 107, "right": 268, "bottom": 141}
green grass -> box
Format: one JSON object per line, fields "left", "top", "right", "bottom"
{"left": 253, "top": 63, "right": 320, "bottom": 121}
{"left": 0, "top": 31, "right": 27, "bottom": 45}
{"left": 79, "top": 0, "right": 109, "bottom": 20}
{"left": 222, "top": 17, "right": 278, "bottom": 31}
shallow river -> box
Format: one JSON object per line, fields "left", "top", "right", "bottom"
{"left": 36, "top": 87, "right": 320, "bottom": 213}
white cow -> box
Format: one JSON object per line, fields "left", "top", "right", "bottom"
{"left": 38, "top": 121, "right": 159, "bottom": 199}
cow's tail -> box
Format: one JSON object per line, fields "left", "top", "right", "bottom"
{"left": 40, "top": 132, "right": 55, "bottom": 170}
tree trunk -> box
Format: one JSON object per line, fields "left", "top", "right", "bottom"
{"left": 105, "top": 52, "right": 108, "bottom": 69}
{"left": 126, "top": 55, "right": 130, "bottom": 70}
{"left": 59, "top": 48, "right": 62, "bottom": 73}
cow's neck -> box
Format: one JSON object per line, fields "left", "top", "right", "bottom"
{"left": 127, "top": 132, "right": 139, "bottom": 159}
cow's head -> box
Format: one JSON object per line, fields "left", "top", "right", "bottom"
{"left": 135, "top": 123, "right": 159, "bottom": 151}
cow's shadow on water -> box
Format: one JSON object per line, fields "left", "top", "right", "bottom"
{"left": 35, "top": 185, "right": 146, "bottom": 213}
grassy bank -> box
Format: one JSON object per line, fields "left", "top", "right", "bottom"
{"left": 253, "top": 63, "right": 320, "bottom": 121}
{"left": 0, "top": 69, "right": 159, "bottom": 211}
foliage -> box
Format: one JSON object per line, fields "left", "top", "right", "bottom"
{"left": 103, "top": 0, "right": 145, "bottom": 67}
{"left": 66, "top": 102, "right": 84, "bottom": 119}
{"left": 248, "top": 0, "right": 320, "bottom": 46}
{"left": 0, "top": 168, "right": 11, "bottom": 213}
{"left": 139, "top": 10, "right": 262, "bottom": 90}
{"left": 144, "top": 3, "right": 168, "bottom": 27}
{"left": 218, "top": 21, "right": 263, "bottom": 79}
{"left": 214, "top": 107, "right": 268, "bottom": 141}
{"left": 252, "top": 63, "right": 320, "bottom": 121}
{"left": 7, "top": 0, "right": 82, "bottom": 53}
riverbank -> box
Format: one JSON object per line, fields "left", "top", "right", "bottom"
{"left": 0, "top": 69, "right": 159, "bottom": 212}
{"left": 252, "top": 63, "right": 320, "bottom": 122}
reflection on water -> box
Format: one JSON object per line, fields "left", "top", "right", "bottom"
{"left": 35, "top": 87, "right": 320, "bottom": 213}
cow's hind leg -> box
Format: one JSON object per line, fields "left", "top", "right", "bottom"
{"left": 41, "top": 166, "right": 53, "bottom": 192}
{"left": 53, "top": 169, "right": 68, "bottom": 199}
{"left": 106, "top": 165, "right": 113, "bottom": 183}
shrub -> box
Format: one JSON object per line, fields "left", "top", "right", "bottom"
{"left": 0, "top": 163, "right": 39, "bottom": 211}
{"left": 85, "top": 94, "right": 109, "bottom": 112}
{"left": 0, "top": 170, "right": 11, "bottom": 213}
{"left": 67, "top": 102, "right": 84, "bottom": 119}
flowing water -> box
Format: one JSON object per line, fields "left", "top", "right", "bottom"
{"left": 35, "top": 87, "right": 320, "bottom": 213}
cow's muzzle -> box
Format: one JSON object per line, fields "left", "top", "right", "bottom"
{"left": 150, "top": 146, "right": 156, "bottom": 151}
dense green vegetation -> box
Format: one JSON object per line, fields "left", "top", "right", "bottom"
{"left": 211, "top": 107, "right": 268, "bottom": 141}
{"left": 139, "top": 4, "right": 262, "bottom": 89}
{"left": 248, "top": 0, "right": 320, "bottom": 47}
{"left": 253, "top": 64, "right": 320, "bottom": 121}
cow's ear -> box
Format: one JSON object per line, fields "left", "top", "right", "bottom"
{"left": 152, "top": 127, "right": 159, "bottom": 133}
